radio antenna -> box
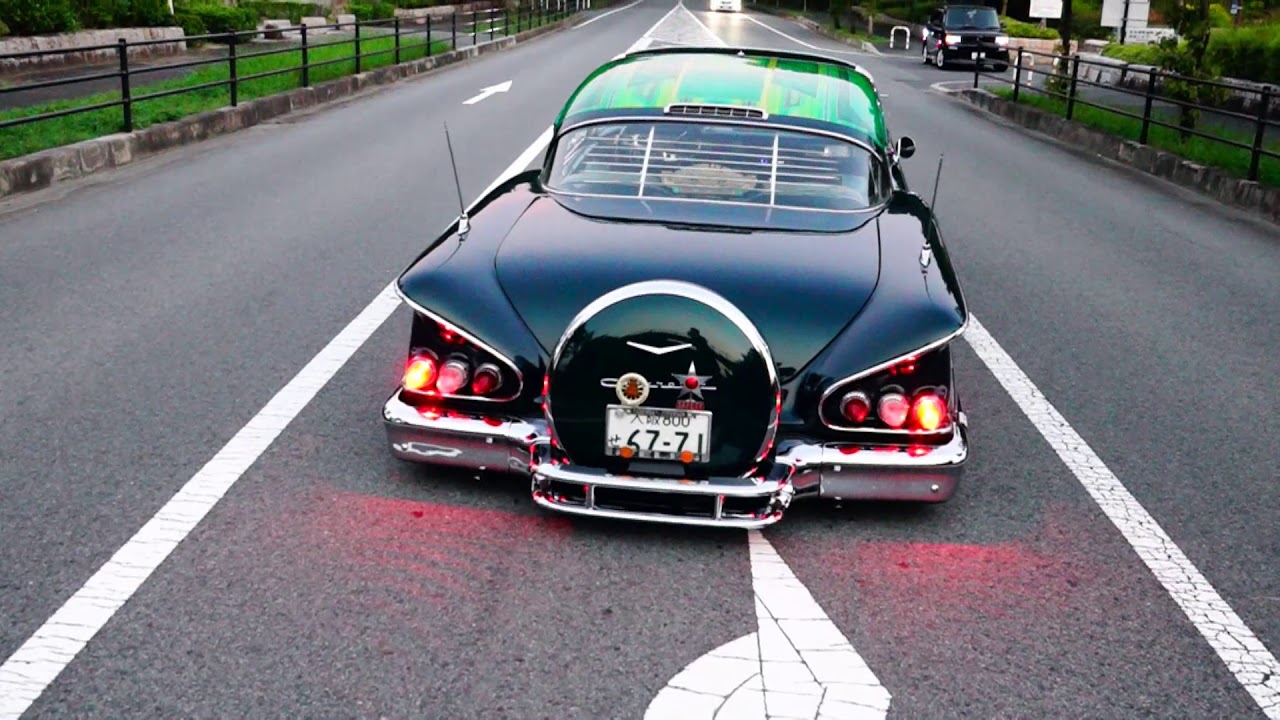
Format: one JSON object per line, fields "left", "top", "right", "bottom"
{"left": 930, "top": 153, "right": 945, "bottom": 210}
{"left": 444, "top": 122, "right": 469, "bottom": 239}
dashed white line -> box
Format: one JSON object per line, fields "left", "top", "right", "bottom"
{"left": 572, "top": 0, "right": 646, "bottom": 28}
{"left": 646, "top": 531, "right": 890, "bottom": 720}
{"left": 963, "top": 315, "right": 1280, "bottom": 719}
{"left": 0, "top": 128, "right": 556, "bottom": 720}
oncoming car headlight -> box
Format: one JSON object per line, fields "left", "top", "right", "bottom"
{"left": 995, "top": 35, "right": 1010, "bottom": 46}
{"left": 944, "top": 34, "right": 962, "bottom": 45}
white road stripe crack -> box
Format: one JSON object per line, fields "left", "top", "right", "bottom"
{"left": 646, "top": 532, "right": 891, "bottom": 720}
{"left": 963, "top": 315, "right": 1280, "bottom": 718}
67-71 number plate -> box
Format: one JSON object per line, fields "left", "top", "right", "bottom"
{"left": 605, "top": 405, "right": 712, "bottom": 463}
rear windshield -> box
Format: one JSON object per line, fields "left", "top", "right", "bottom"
{"left": 546, "top": 121, "right": 886, "bottom": 212}
{"left": 945, "top": 6, "right": 1000, "bottom": 28}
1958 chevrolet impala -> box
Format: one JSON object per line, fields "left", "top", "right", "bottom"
{"left": 383, "top": 46, "right": 969, "bottom": 528}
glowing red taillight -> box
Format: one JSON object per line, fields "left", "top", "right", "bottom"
{"left": 877, "top": 392, "right": 910, "bottom": 429}
{"left": 436, "top": 359, "right": 470, "bottom": 395}
{"left": 403, "top": 354, "right": 437, "bottom": 391}
{"left": 471, "top": 363, "right": 501, "bottom": 396}
{"left": 840, "top": 391, "right": 871, "bottom": 423}
{"left": 911, "top": 393, "right": 948, "bottom": 431}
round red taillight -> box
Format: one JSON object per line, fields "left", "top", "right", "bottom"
{"left": 436, "top": 359, "right": 470, "bottom": 395}
{"left": 403, "top": 354, "right": 437, "bottom": 391}
{"left": 840, "top": 391, "right": 871, "bottom": 424}
{"left": 471, "top": 363, "right": 501, "bottom": 396}
{"left": 911, "top": 393, "right": 948, "bottom": 431}
{"left": 878, "top": 392, "right": 910, "bottom": 429}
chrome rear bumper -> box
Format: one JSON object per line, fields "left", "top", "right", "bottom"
{"left": 384, "top": 391, "right": 967, "bottom": 528}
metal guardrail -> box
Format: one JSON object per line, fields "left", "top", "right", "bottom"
{"left": 973, "top": 47, "right": 1277, "bottom": 182}
{"left": 0, "top": 1, "right": 576, "bottom": 134}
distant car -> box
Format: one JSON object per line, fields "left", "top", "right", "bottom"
{"left": 710, "top": 0, "right": 742, "bottom": 10}
{"left": 922, "top": 4, "right": 1010, "bottom": 71}
{"left": 383, "top": 47, "right": 969, "bottom": 528}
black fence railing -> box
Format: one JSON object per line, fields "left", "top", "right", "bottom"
{"left": 973, "top": 48, "right": 1277, "bottom": 182}
{"left": 0, "top": 1, "right": 578, "bottom": 136}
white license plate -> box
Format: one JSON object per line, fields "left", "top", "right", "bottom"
{"left": 605, "top": 405, "right": 712, "bottom": 462}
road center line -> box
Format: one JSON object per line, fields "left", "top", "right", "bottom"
{"left": 963, "top": 315, "right": 1280, "bottom": 718}
{"left": 0, "top": 126, "right": 555, "bottom": 720}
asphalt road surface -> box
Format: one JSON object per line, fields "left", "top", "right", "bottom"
{"left": 1, "top": 2, "right": 1278, "bottom": 718}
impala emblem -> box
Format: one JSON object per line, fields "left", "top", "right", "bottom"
{"left": 615, "top": 372, "right": 650, "bottom": 406}
{"left": 627, "top": 341, "right": 693, "bottom": 355}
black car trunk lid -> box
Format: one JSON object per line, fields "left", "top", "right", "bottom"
{"left": 494, "top": 196, "right": 882, "bottom": 381}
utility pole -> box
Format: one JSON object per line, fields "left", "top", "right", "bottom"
{"left": 1119, "top": 0, "right": 1130, "bottom": 44}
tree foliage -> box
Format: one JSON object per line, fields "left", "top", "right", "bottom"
{"left": 1156, "top": 0, "right": 1228, "bottom": 136}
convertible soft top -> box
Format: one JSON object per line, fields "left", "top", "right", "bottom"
{"left": 554, "top": 47, "right": 888, "bottom": 151}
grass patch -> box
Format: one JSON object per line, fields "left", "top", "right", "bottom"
{"left": 992, "top": 87, "right": 1280, "bottom": 187}
{"left": 0, "top": 31, "right": 451, "bottom": 161}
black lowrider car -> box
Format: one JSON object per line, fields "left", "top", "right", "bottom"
{"left": 383, "top": 47, "right": 969, "bottom": 528}
{"left": 922, "top": 4, "right": 1011, "bottom": 71}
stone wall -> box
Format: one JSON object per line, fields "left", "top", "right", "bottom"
{"left": 0, "top": 27, "right": 187, "bottom": 72}
{"left": 395, "top": 1, "right": 504, "bottom": 21}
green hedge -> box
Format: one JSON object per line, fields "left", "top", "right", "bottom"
{"left": 0, "top": 0, "right": 173, "bottom": 34}
{"left": 1099, "top": 27, "right": 1279, "bottom": 84}
{"left": 0, "top": 0, "right": 80, "bottom": 34}
{"left": 237, "top": 1, "right": 325, "bottom": 23}
{"left": 349, "top": 1, "right": 395, "bottom": 21}
{"left": 178, "top": 3, "right": 256, "bottom": 36}
{"left": 1207, "top": 25, "right": 1280, "bottom": 84}
{"left": 1101, "top": 42, "right": 1163, "bottom": 64}
{"left": 1002, "top": 15, "right": 1059, "bottom": 39}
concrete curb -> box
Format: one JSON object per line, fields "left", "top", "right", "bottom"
{"left": 0, "top": 18, "right": 573, "bottom": 202}
{"left": 949, "top": 87, "right": 1279, "bottom": 226}
{"left": 749, "top": 7, "right": 880, "bottom": 55}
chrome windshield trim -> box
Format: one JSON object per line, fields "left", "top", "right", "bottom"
{"left": 548, "top": 280, "right": 781, "bottom": 464}
{"left": 816, "top": 319, "right": 969, "bottom": 432}
{"left": 394, "top": 284, "right": 525, "bottom": 403}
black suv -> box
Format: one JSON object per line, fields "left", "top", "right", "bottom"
{"left": 922, "top": 4, "right": 1010, "bottom": 71}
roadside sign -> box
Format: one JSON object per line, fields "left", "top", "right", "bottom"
{"left": 1029, "top": 0, "right": 1063, "bottom": 19}
{"left": 1102, "top": 0, "right": 1150, "bottom": 27}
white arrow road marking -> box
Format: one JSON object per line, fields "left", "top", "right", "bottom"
{"left": 646, "top": 531, "right": 890, "bottom": 720}
{"left": 462, "top": 80, "right": 513, "bottom": 105}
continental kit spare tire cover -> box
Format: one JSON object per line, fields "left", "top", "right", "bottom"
{"left": 546, "top": 280, "right": 780, "bottom": 478}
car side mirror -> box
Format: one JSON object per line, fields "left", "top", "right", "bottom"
{"left": 896, "top": 137, "right": 916, "bottom": 160}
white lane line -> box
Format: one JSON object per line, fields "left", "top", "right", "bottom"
{"left": 0, "top": 127, "right": 556, "bottom": 720}
{"left": 573, "top": 0, "right": 645, "bottom": 28}
{"left": 964, "top": 315, "right": 1280, "bottom": 719}
{"left": 680, "top": 4, "right": 728, "bottom": 47}
{"left": 624, "top": 1, "right": 688, "bottom": 53}
{"left": 739, "top": 13, "right": 861, "bottom": 54}
{"left": 646, "top": 531, "right": 890, "bottom": 720}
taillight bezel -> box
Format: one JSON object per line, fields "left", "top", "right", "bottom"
{"left": 817, "top": 337, "right": 960, "bottom": 436}
{"left": 397, "top": 291, "right": 523, "bottom": 404}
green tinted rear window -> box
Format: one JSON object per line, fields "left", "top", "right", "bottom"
{"left": 557, "top": 52, "right": 887, "bottom": 149}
